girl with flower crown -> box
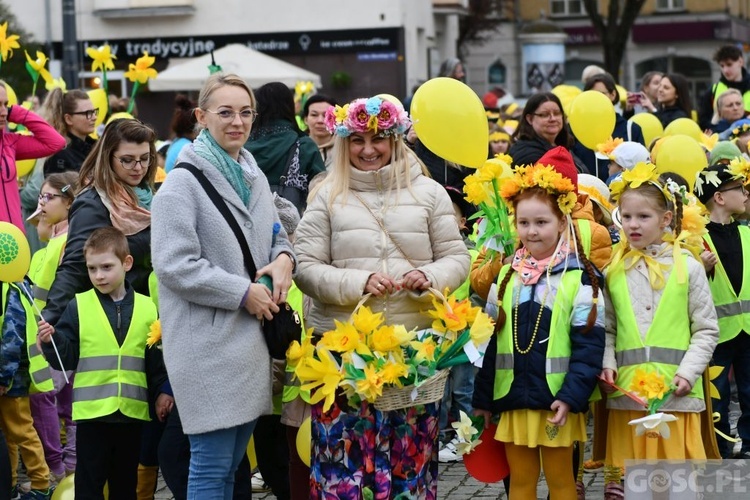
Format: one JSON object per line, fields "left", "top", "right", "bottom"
{"left": 294, "top": 96, "right": 469, "bottom": 499}
{"left": 472, "top": 146, "right": 605, "bottom": 500}
{"left": 598, "top": 163, "right": 719, "bottom": 498}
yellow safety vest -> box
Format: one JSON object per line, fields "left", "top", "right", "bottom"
{"left": 148, "top": 271, "right": 159, "bottom": 310}
{"left": 282, "top": 283, "right": 310, "bottom": 405}
{"left": 28, "top": 234, "right": 67, "bottom": 311}
{"left": 0, "top": 283, "right": 54, "bottom": 393}
{"left": 712, "top": 82, "right": 750, "bottom": 113}
{"left": 577, "top": 219, "right": 592, "bottom": 258}
{"left": 493, "top": 265, "right": 581, "bottom": 400}
{"left": 607, "top": 255, "right": 703, "bottom": 401}
{"left": 704, "top": 229, "right": 750, "bottom": 343}
{"left": 72, "top": 290, "right": 155, "bottom": 421}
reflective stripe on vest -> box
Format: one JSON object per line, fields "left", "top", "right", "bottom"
{"left": 28, "top": 234, "right": 67, "bottom": 312}
{"left": 704, "top": 228, "right": 750, "bottom": 343}
{"left": 0, "top": 283, "right": 54, "bottom": 393}
{"left": 492, "top": 265, "right": 580, "bottom": 401}
{"left": 72, "top": 290, "right": 156, "bottom": 422}
{"left": 712, "top": 82, "right": 750, "bottom": 112}
{"left": 607, "top": 254, "right": 703, "bottom": 401}
{"left": 577, "top": 219, "right": 592, "bottom": 258}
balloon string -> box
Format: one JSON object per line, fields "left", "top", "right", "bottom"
{"left": 17, "top": 282, "right": 69, "bottom": 385}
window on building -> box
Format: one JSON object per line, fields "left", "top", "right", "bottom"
{"left": 656, "top": 0, "right": 685, "bottom": 11}
{"left": 488, "top": 60, "right": 507, "bottom": 85}
{"left": 550, "top": 0, "right": 584, "bottom": 16}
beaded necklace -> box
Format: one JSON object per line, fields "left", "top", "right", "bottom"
{"left": 512, "top": 260, "right": 553, "bottom": 354}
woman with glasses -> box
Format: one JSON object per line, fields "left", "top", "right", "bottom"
{"left": 0, "top": 80, "right": 65, "bottom": 232}
{"left": 245, "top": 82, "right": 326, "bottom": 215}
{"left": 42, "top": 88, "right": 99, "bottom": 176}
{"left": 152, "top": 73, "right": 295, "bottom": 500}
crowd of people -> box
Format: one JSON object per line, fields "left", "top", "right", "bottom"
{"left": 1, "top": 41, "right": 750, "bottom": 500}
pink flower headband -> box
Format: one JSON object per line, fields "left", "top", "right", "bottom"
{"left": 325, "top": 97, "right": 411, "bottom": 138}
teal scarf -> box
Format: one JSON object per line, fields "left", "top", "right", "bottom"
{"left": 194, "top": 129, "right": 251, "bottom": 205}
{"left": 134, "top": 186, "right": 153, "bottom": 209}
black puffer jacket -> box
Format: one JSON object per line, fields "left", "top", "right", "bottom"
{"left": 412, "top": 140, "right": 471, "bottom": 190}
{"left": 41, "top": 188, "right": 152, "bottom": 324}
{"left": 44, "top": 134, "right": 96, "bottom": 176}
{"left": 655, "top": 106, "right": 689, "bottom": 128}
{"left": 509, "top": 137, "right": 589, "bottom": 173}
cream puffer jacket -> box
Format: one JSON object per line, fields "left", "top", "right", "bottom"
{"left": 603, "top": 243, "right": 719, "bottom": 412}
{"left": 294, "top": 159, "right": 470, "bottom": 334}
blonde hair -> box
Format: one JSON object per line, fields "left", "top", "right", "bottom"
{"left": 197, "top": 73, "right": 256, "bottom": 127}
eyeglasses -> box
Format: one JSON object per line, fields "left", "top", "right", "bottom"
{"left": 718, "top": 184, "right": 748, "bottom": 195}
{"left": 204, "top": 109, "right": 258, "bottom": 123}
{"left": 532, "top": 110, "right": 563, "bottom": 120}
{"left": 114, "top": 155, "right": 151, "bottom": 170}
{"left": 38, "top": 193, "right": 64, "bottom": 204}
{"left": 68, "top": 109, "right": 99, "bottom": 120}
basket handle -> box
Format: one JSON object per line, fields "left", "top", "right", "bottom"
{"left": 427, "top": 287, "right": 453, "bottom": 315}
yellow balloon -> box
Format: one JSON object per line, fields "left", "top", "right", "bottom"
{"left": 615, "top": 85, "right": 628, "bottom": 106}
{"left": 629, "top": 113, "right": 664, "bottom": 149}
{"left": 0, "top": 222, "right": 30, "bottom": 282}
{"left": 410, "top": 77, "right": 488, "bottom": 168}
{"left": 551, "top": 85, "right": 581, "bottom": 117}
{"left": 16, "top": 159, "right": 35, "bottom": 178}
{"left": 663, "top": 117, "right": 702, "bottom": 143}
{"left": 87, "top": 89, "right": 109, "bottom": 130}
{"left": 246, "top": 434, "right": 257, "bottom": 470}
{"left": 296, "top": 417, "right": 311, "bottom": 467}
{"left": 568, "top": 91, "right": 616, "bottom": 150}
{"left": 107, "top": 112, "right": 135, "bottom": 125}
{"left": 376, "top": 93, "right": 403, "bottom": 109}
{"left": 51, "top": 474, "right": 74, "bottom": 499}
{"left": 654, "top": 135, "right": 708, "bottom": 191}
{"left": 3, "top": 82, "right": 18, "bottom": 106}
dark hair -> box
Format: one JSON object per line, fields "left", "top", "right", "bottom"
{"left": 660, "top": 73, "right": 692, "bottom": 117}
{"left": 109, "top": 95, "right": 136, "bottom": 117}
{"left": 170, "top": 94, "right": 197, "bottom": 138}
{"left": 84, "top": 226, "right": 130, "bottom": 262}
{"left": 658, "top": 172, "right": 688, "bottom": 190}
{"left": 514, "top": 92, "right": 571, "bottom": 148}
{"left": 493, "top": 187, "right": 600, "bottom": 333}
{"left": 640, "top": 71, "right": 663, "bottom": 92}
{"left": 714, "top": 45, "right": 743, "bottom": 63}
{"left": 253, "top": 82, "right": 300, "bottom": 133}
{"left": 303, "top": 94, "right": 336, "bottom": 117}
{"left": 584, "top": 73, "right": 619, "bottom": 104}
{"left": 43, "top": 171, "right": 79, "bottom": 204}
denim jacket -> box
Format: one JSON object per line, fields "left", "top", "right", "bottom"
{"left": 0, "top": 280, "right": 32, "bottom": 396}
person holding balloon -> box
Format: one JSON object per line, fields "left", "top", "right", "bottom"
{"left": 0, "top": 80, "right": 66, "bottom": 233}
{"left": 42, "top": 88, "right": 99, "bottom": 177}
{"left": 294, "top": 95, "right": 469, "bottom": 498}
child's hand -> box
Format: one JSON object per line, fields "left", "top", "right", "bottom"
{"left": 473, "top": 409, "right": 492, "bottom": 428}
{"left": 672, "top": 375, "right": 692, "bottom": 397}
{"left": 548, "top": 400, "right": 570, "bottom": 427}
{"left": 155, "top": 393, "right": 175, "bottom": 422}
{"left": 599, "top": 369, "right": 617, "bottom": 394}
{"left": 701, "top": 251, "right": 718, "bottom": 271}
{"left": 37, "top": 320, "right": 54, "bottom": 344}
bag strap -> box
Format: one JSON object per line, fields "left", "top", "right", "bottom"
{"left": 279, "top": 140, "right": 300, "bottom": 187}
{"left": 351, "top": 191, "right": 417, "bottom": 268}
{"left": 174, "top": 162, "right": 257, "bottom": 277}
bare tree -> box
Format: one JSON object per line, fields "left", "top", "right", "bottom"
{"left": 582, "top": 0, "right": 647, "bottom": 82}
{"left": 458, "top": 0, "right": 513, "bottom": 57}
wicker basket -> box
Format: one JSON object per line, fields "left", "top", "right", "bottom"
{"left": 373, "top": 368, "right": 450, "bottom": 412}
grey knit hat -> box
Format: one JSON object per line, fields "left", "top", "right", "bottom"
{"left": 273, "top": 194, "right": 301, "bottom": 235}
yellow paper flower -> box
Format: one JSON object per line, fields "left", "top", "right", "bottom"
{"left": 500, "top": 164, "right": 577, "bottom": 214}
{"left": 45, "top": 77, "right": 67, "bottom": 92}
{"left": 146, "top": 320, "right": 161, "bottom": 347}
{"left": 610, "top": 162, "right": 661, "bottom": 202}
{"left": 630, "top": 368, "right": 668, "bottom": 401}
{"left": 708, "top": 365, "right": 724, "bottom": 400}
{"left": 296, "top": 347, "right": 343, "bottom": 412}
{"left": 356, "top": 364, "right": 384, "bottom": 402}
{"left": 469, "top": 311, "right": 494, "bottom": 346}
{"left": 379, "top": 360, "right": 409, "bottom": 387}
{"left": 426, "top": 293, "right": 482, "bottom": 335}
{"left": 728, "top": 157, "right": 750, "bottom": 185}
{"left": 463, "top": 176, "right": 491, "bottom": 206}
{"left": 294, "top": 80, "right": 315, "bottom": 100}
{"left": 24, "top": 50, "right": 52, "bottom": 83}
{"left": 286, "top": 332, "right": 315, "bottom": 369}
{"left": 351, "top": 306, "right": 384, "bottom": 335}
{"left": 596, "top": 137, "right": 624, "bottom": 156}
{"left": 410, "top": 337, "right": 437, "bottom": 363}
{"left": 124, "top": 51, "right": 157, "bottom": 84}
{"left": 86, "top": 44, "right": 117, "bottom": 72}
{"left": 319, "top": 320, "right": 363, "bottom": 354}
{"left": 0, "top": 22, "right": 20, "bottom": 62}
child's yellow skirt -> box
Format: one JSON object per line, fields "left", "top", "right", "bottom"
{"left": 495, "top": 408, "right": 587, "bottom": 447}
{"left": 605, "top": 409, "right": 705, "bottom": 469}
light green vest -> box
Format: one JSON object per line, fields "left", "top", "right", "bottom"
{"left": 29, "top": 234, "right": 67, "bottom": 311}
{"left": 453, "top": 248, "right": 479, "bottom": 302}
{"left": 577, "top": 219, "right": 592, "bottom": 258}
{"left": 493, "top": 265, "right": 581, "bottom": 400}
{"left": 0, "top": 283, "right": 54, "bottom": 393}
{"left": 704, "top": 228, "right": 750, "bottom": 343}
{"left": 282, "top": 282, "right": 310, "bottom": 405}
{"left": 713, "top": 82, "right": 750, "bottom": 113}
{"left": 72, "top": 290, "right": 155, "bottom": 421}
{"left": 607, "top": 255, "right": 703, "bottom": 401}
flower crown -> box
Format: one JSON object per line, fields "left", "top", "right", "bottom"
{"left": 489, "top": 131, "right": 510, "bottom": 143}
{"left": 731, "top": 122, "right": 750, "bottom": 139}
{"left": 609, "top": 163, "right": 665, "bottom": 202}
{"left": 499, "top": 164, "right": 578, "bottom": 215}
{"left": 325, "top": 97, "right": 411, "bottom": 138}
{"left": 728, "top": 156, "right": 750, "bottom": 185}
{"left": 596, "top": 137, "right": 624, "bottom": 158}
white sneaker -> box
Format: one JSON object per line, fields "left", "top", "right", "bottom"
{"left": 251, "top": 471, "right": 271, "bottom": 493}
{"left": 438, "top": 436, "right": 462, "bottom": 463}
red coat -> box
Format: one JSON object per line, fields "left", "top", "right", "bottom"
{"left": 1, "top": 106, "right": 65, "bottom": 231}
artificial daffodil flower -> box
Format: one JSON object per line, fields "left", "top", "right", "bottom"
{"left": 45, "top": 77, "right": 67, "bottom": 92}
{"left": 296, "top": 347, "right": 343, "bottom": 412}
{"left": 24, "top": 50, "right": 52, "bottom": 84}
{"left": 124, "top": 51, "right": 157, "bottom": 84}
{"left": 452, "top": 411, "right": 481, "bottom": 455}
{"left": 355, "top": 364, "right": 384, "bottom": 402}
{"left": 86, "top": 44, "right": 116, "bottom": 72}
{"left": 146, "top": 320, "right": 161, "bottom": 348}
{"left": 0, "top": 22, "right": 20, "bottom": 62}
{"left": 629, "top": 412, "right": 678, "bottom": 439}
{"left": 351, "top": 306, "right": 383, "bottom": 336}
{"left": 469, "top": 310, "right": 494, "bottom": 347}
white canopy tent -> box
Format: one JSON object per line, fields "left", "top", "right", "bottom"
{"left": 149, "top": 43, "right": 321, "bottom": 91}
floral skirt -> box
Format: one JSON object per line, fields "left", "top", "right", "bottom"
{"left": 310, "top": 398, "right": 439, "bottom": 500}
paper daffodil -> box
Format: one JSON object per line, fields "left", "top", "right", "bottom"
{"left": 45, "top": 77, "right": 67, "bottom": 92}
{"left": 451, "top": 411, "right": 483, "bottom": 455}
{"left": 146, "top": 320, "right": 161, "bottom": 348}
{"left": 296, "top": 347, "right": 343, "bottom": 412}
{"left": 86, "top": 44, "right": 116, "bottom": 72}
{"left": 629, "top": 412, "right": 678, "bottom": 439}
{"left": 124, "top": 51, "right": 157, "bottom": 84}
{"left": 24, "top": 50, "right": 52, "bottom": 83}
{"left": 0, "top": 22, "right": 20, "bottom": 63}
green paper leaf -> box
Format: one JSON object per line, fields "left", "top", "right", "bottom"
{"left": 208, "top": 63, "right": 223, "bottom": 74}
{"left": 25, "top": 61, "right": 39, "bottom": 83}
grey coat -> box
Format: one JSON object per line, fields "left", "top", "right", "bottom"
{"left": 151, "top": 145, "right": 294, "bottom": 435}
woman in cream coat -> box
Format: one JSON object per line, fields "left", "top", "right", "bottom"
{"left": 294, "top": 96, "right": 469, "bottom": 499}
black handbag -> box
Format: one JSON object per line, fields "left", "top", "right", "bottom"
{"left": 269, "top": 140, "right": 306, "bottom": 216}
{"left": 174, "top": 163, "right": 301, "bottom": 360}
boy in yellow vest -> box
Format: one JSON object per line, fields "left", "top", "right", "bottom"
{"left": 37, "top": 227, "right": 172, "bottom": 498}
{"left": 0, "top": 278, "right": 53, "bottom": 499}
{"left": 696, "top": 163, "right": 750, "bottom": 459}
